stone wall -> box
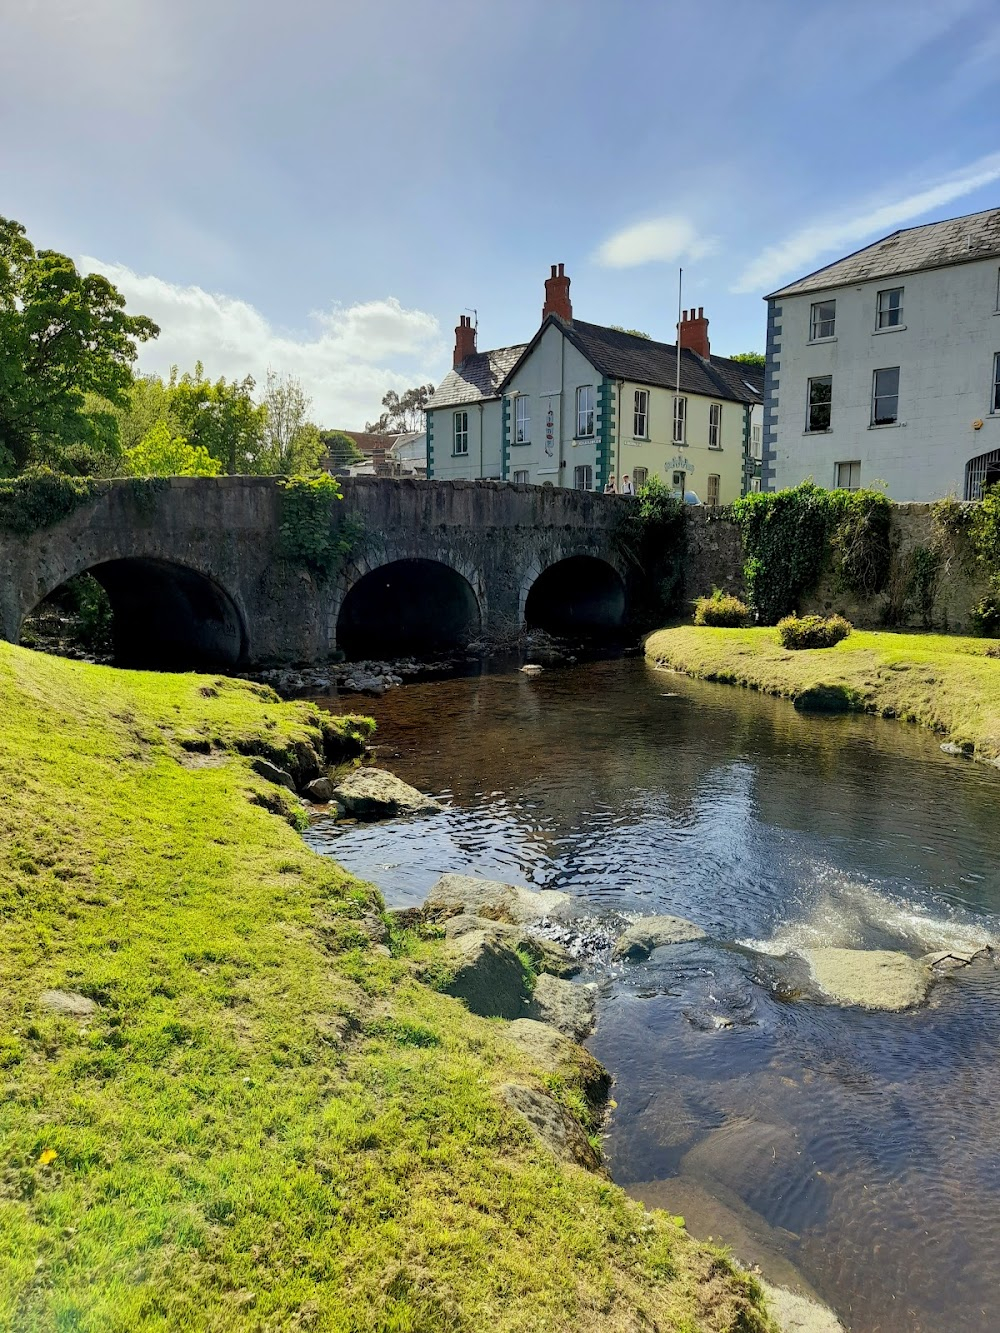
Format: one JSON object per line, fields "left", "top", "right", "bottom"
{"left": 683, "top": 504, "right": 988, "bottom": 633}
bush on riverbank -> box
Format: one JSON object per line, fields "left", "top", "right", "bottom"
{"left": 645, "top": 625, "right": 1000, "bottom": 760}
{"left": 694, "top": 589, "right": 750, "bottom": 628}
{"left": 0, "top": 642, "right": 776, "bottom": 1331}
{"left": 777, "top": 613, "right": 852, "bottom": 650}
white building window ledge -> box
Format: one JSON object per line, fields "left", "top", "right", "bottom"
{"left": 868, "top": 422, "right": 904, "bottom": 429}
{"left": 872, "top": 325, "right": 906, "bottom": 335}
{"left": 807, "top": 336, "right": 837, "bottom": 345}
{"left": 803, "top": 429, "right": 833, "bottom": 436}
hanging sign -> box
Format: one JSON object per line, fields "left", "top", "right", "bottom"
{"left": 545, "top": 407, "right": 554, "bottom": 457}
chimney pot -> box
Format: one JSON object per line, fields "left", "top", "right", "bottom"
{"left": 677, "top": 305, "right": 710, "bottom": 360}
{"left": 542, "top": 262, "right": 573, "bottom": 323}
{"left": 453, "top": 313, "right": 477, "bottom": 368}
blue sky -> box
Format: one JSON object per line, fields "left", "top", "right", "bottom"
{"left": 4, "top": 0, "right": 1000, "bottom": 426}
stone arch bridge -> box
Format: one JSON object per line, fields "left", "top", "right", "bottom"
{"left": 0, "top": 477, "right": 635, "bottom": 669}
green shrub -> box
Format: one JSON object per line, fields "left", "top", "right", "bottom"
{"left": 0, "top": 467, "right": 98, "bottom": 535}
{"left": 969, "top": 580, "right": 1000, "bottom": 637}
{"left": 693, "top": 588, "right": 749, "bottom": 627}
{"left": 777, "top": 613, "right": 852, "bottom": 650}
{"left": 614, "top": 476, "right": 686, "bottom": 619}
{"left": 278, "top": 473, "right": 362, "bottom": 580}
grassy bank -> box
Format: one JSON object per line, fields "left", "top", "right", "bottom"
{"left": 646, "top": 625, "right": 1000, "bottom": 760}
{"left": 0, "top": 644, "right": 774, "bottom": 1332}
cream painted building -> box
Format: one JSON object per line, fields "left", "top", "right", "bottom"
{"left": 427, "top": 267, "right": 764, "bottom": 503}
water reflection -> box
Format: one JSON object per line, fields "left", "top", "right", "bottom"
{"left": 306, "top": 659, "right": 1000, "bottom": 1332}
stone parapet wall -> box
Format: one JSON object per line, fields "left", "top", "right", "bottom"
{"left": 684, "top": 503, "right": 989, "bottom": 633}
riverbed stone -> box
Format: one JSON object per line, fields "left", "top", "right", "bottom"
{"left": 499, "top": 1082, "right": 603, "bottom": 1172}
{"left": 760, "top": 1282, "right": 845, "bottom": 1333}
{"left": 250, "top": 757, "right": 297, "bottom": 791}
{"left": 529, "top": 973, "right": 598, "bottom": 1040}
{"left": 424, "top": 872, "right": 570, "bottom": 925}
{"left": 39, "top": 989, "right": 98, "bottom": 1017}
{"left": 437, "top": 930, "right": 528, "bottom": 1019}
{"left": 922, "top": 945, "right": 989, "bottom": 972}
{"left": 612, "top": 914, "right": 707, "bottom": 960}
{"left": 801, "top": 947, "right": 930, "bottom": 1010}
{"left": 332, "top": 768, "right": 443, "bottom": 820}
{"left": 304, "top": 776, "right": 335, "bottom": 802}
{"left": 506, "top": 1018, "right": 610, "bottom": 1105}
{"left": 442, "top": 913, "right": 580, "bottom": 977}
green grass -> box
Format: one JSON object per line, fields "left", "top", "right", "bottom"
{"left": 646, "top": 625, "right": 1000, "bottom": 760}
{"left": 0, "top": 644, "right": 775, "bottom": 1332}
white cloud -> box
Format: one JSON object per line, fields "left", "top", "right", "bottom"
{"left": 733, "top": 151, "right": 1000, "bottom": 294}
{"left": 593, "top": 215, "right": 716, "bottom": 269}
{"left": 80, "top": 258, "right": 446, "bottom": 428}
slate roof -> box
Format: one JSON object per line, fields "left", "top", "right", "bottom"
{"left": 429, "top": 344, "right": 529, "bottom": 409}
{"left": 767, "top": 206, "right": 1000, "bottom": 299}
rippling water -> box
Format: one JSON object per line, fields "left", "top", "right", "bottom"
{"left": 305, "top": 657, "right": 1000, "bottom": 1332}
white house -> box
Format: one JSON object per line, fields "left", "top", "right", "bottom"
{"left": 427, "top": 266, "right": 763, "bottom": 503}
{"left": 763, "top": 206, "right": 1000, "bottom": 500}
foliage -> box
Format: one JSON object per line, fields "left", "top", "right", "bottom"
{"left": 969, "top": 578, "right": 1000, "bottom": 638}
{"left": 320, "top": 428, "right": 365, "bottom": 468}
{"left": 278, "top": 473, "right": 362, "bottom": 579}
{"left": 0, "top": 216, "right": 159, "bottom": 474}
{"left": 22, "top": 573, "right": 114, "bottom": 656}
{"left": 0, "top": 466, "right": 98, "bottom": 534}
{"left": 166, "top": 363, "right": 269, "bottom": 475}
{"left": 694, "top": 588, "right": 750, "bottom": 627}
{"left": 260, "top": 369, "right": 324, "bottom": 473}
{"left": 909, "top": 544, "right": 943, "bottom": 628}
{"left": 646, "top": 624, "right": 1000, "bottom": 760}
{"left": 730, "top": 482, "right": 891, "bottom": 623}
{"left": 613, "top": 475, "right": 686, "bottom": 619}
{"left": 365, "top": 383, "right": 435, "bottom": 434}
{"left": 124, "top": 420, "right": 222, "bottom": 477}
{"left": 609, "top": 325, "right": 651, "bottom": 339}
{"left": 777, "top": 612, "right": 852, "bottom": 649}
{"left": 728, "top": 352, "right": 765, "bottom": 368}
{"left": 0, "top": 642, "right": 776, "bottom": 1330}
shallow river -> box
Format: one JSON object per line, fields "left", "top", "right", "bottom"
{"left": 305, "top": 657, "right": 1000, "bottom": 1333}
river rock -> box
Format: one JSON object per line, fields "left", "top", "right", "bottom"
{"left": 506, "top": 1019, "right": 610, "bottom": 1105}
{"left": 332, "top": 768, "right": 443, "bottom": 820}
{"left": 760, "top": 1282, "right": 845, "bottom": 1333}
{"left": 801, "top": 947, "right": 930, "bottom": 1010}
{"left": 442, "top": 913, "right": 580, "bottom": 977}
{"left": 922, "top": 945, "right": 989, "bottom": 973}
{"left": 612, "top": 914, "right": 707, "bottom": 960}
{"left": 250, "top": 757, "right": 297, "bottom": 791}
{"left": 529, "top": 973, "right": 598, "bottom": 1040}
{"left": 304, "top": 776, "right": 335, "bottom": 802}
{"left": 520, "top": 664, "right": 543, "bottom": 676}
{"left": 438, "top": 930, "right": 528, "bottom": 1019}
{"left": 39, "top": 989, "right": 98, "bottom": 1017}
{"left": 425, "top": 872, "right": 569, "bottom": 925}
{"left": 499, "top": 1083, "right": 603, "bottom": 1171}
{"left": 940, "top": 741, "right": 974, "bottom": 757}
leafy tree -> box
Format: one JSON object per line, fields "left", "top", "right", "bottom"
{"left": 320, "top": 429, "right": 364, "bottom": 468}
{"left": 365, "top": 383, "right": 435, "bottom": 434}
{"left": 123, "top": 421, "right": 221, "bottom": 477}
{"left": 610, "top": 325, "right": 651, "bottom": 339}
{"left": 0, "top": 216, "right": 159, "bottom": 473}
{"left": 729, "top": 351, "right": 765, "bottom": 368}
{"left": 167, "top": 363, "right": 268, "bottom": 474}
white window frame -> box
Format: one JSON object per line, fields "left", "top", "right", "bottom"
{"left": 809, "top": 299, "right": 836, "bottom": 341}
{"left": 514, "top": 396, "right": 530, "bottom": 444}
{"left": 806, "top": 375, "right": 832, "bottom": 433}
{"left": 708, "top": 402, "right": 722, "bottom": 449}
{"left": 633, "top": 466, "right": 648, "bottom": 488}
{"left": 672, "top": 395, "right": 687, "bottom": 444}
{"left": 992, "top": 352, "right": 1000, "bottom": 414}
{"left": 752, "top": 424, "right": 762, "bottom": 459}
{"left": 573, "top": 464, "right": 593, "bottom": 491}
{"left": 633, "top": 389, "right": 649, "bottom": 439}
{"left": 512, "top": 468, "right": 529, "bottom": 484}
{"left": 576, "top": 385, "right": 595, "bottom": 438}
{"left": 453, "top": 410, "right": 469, "bottom": 455}
{"left": 835, "top": 461, "right": 861, "bottom": 492}
{"left": 706, "top": 473, "right": 720, "bottom": 507}
{"left": 872, "top": 366, "right": 900, "bottom": 426}
{"left": 876, "top": 287, "right": 904, "bottom": 329}
{"left": 750, "top": 476, "right": 762, "bottom": 493}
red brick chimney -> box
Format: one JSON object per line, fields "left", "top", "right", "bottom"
{"left": 542, "top": 262, "right": 572, "bottom": 323}
{"left": 678, "top": 306, "right": 710, "bottom": 359}
{"left": 453, "top": 314, "right": 477, "bottom": 368}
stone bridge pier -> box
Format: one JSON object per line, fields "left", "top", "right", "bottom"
{"left": 0, "top": 477, "right": 634, "bottom": 670}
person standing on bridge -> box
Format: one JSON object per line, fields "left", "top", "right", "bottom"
{"left": 621, "top": 475, "right": 634, "bottom": 496}
{"left": 604, "top": 476, "right": 616, "bottom": 494}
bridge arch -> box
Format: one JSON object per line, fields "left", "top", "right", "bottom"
{"left": 23, "top": 557, "right": 247, "bottom": 670}
{"left": 523, "top": 554, "right": 627, "bottom": 636}
{"left": 337, "top": 557, "right": 482, "bottom": 659}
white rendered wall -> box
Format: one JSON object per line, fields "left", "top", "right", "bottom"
{"left": 428, "top": 399, "right": 503, "bottom": 480}
{"left": 504, "top": 324, "right": 600, "bottom": 486}
{"left": 770, "top": 257, "right": 1000, "bottom": 499}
